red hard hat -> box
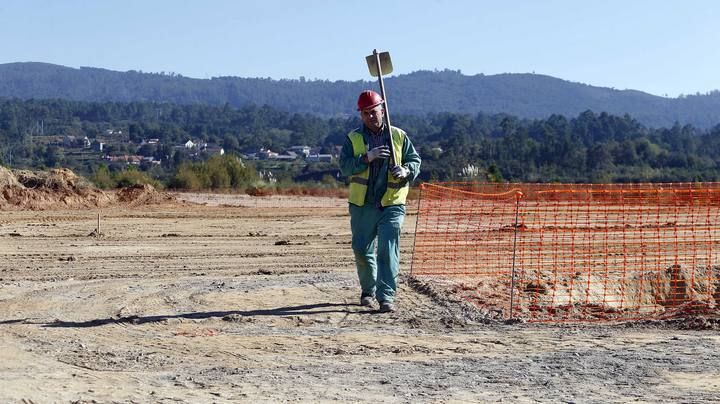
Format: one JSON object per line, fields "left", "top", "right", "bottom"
{"left": 357, "top": 90, "right": 384, "bottom": 111}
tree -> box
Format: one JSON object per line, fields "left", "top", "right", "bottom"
{"left": 91, "top": 164, "right": 114, "bottom": 188}
{"left": 44, "top": 146, "right": 63, "bottom": 168}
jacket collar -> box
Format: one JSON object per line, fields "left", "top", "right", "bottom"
{"left": 362, "top": 123, "right": 386, "bottom": 137}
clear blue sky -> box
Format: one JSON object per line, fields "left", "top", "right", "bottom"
{"left": 1, "top": 0, "right": 718, "bottom": 97}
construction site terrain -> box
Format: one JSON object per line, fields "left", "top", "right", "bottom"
{"left": 0, "top": 171, "right": 719, "bottom": 402}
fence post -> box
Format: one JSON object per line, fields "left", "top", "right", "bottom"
{"left": 509, "top": 191, "right": 522, "bottom": 320}
{"left": 410, "top": 184, "right": 425, "bottom": 276}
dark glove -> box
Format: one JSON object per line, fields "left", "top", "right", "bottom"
{"left": 391, "top": 165, "right": 410, "bottom": 179}
{"left": 365, "top": 145, "right": 390, "bottom": 163}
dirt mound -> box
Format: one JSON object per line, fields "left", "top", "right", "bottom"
{"left": 531, "top": 264, "right": 720, "bottom": 319}
{"left": 115, "top": 183, "right": 177, "bottom": 207}
{"left": 0, "top": 167, "right": 177, "bottom": 210}
{"left": 0, "top": 166, "right": 22, "bottom": 188}
{"left": 631, "top": 264, "right": 720, "bottom": 312}
{"left": 0, "top": 168, "right": 114, "bottom": 210}
{"left": 442, "top": 264, "right": 720, "bottom": 322}
{"left": 14, "top": 168, "right": 83, "bottom": 191}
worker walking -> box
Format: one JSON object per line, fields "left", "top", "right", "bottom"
{"left": 339, "top": 90, "right": 421, "bottom": 313}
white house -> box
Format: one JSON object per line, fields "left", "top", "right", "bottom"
{"left": 203, "top": 147, "right": 225, "bottom": 156}
{"left": 306, "top": 153, "right": 333, "bottom": 163}
{"left": 289, "top": 145, "right": 311, "bottom": 157}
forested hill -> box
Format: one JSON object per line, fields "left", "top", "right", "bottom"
{"left": 2, "top": 62, "right": 720, "bottom": 128}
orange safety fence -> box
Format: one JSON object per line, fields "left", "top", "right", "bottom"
{"left": 410, "top": 182, "right": 720, "bottom": 322}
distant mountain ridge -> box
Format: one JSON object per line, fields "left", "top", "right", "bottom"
{"left": 1, "top": 62, "right": 720, "bottom": 128}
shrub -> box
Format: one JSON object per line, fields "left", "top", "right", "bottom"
{"left": 113, "top": 167, "right": 163, "bottom": 189}
{"left": 91, "top": 165, "right": 115, "bottom": 189}
{"left": 169, "top": 154, "right": 258, "bottom": 190}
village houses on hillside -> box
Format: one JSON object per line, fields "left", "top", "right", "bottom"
{"left": 51, "top": 129, "right": 334, "bottom": 169}
{"left": 241, "top": 145, "right": 334, "bottom": 163}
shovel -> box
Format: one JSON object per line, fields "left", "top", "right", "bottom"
{"left": 365, "top": 49, "right": 397, "bottom": 167}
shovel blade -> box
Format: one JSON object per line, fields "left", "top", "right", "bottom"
{"left": 366, "top": 51, "right": 393, "bottom": 77}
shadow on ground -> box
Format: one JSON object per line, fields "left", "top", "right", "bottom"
{"left": 0, "top": 302, "right": 378, "bottom": 328}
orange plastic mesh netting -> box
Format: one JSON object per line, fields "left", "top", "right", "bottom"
{"left": 410, "top": 182, "right": 720, "bottom": 322}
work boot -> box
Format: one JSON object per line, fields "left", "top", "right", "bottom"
{"left": 379, "top": 301, "right": 396, "bottom": 313}
{"left": 360, "top": 294, "right": 375, "bottom": 307}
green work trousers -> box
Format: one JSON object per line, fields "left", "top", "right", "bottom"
{"left": 349, "top": 203, "right": 406, "bottom": 303}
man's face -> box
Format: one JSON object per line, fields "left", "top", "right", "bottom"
{"left": 360, "top": 106, "right": 384, "bottom": 132}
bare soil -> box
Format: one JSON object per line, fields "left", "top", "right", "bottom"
{"left": 1, "top": 192, "right": 719, "bottom": 403}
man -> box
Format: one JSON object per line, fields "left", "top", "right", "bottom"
{"left": 339, "top": 90, "right": 421, "bottom": 313}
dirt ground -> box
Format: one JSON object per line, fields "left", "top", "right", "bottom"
{"left": 1, "top": 192, "right": 719, "bottom": 403}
